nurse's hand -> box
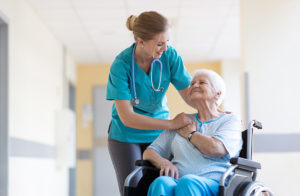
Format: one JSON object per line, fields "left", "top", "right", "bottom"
{"left": 171, "top": 112, "right": 193, "bottom": 130}
{"left": 159, "top": 159, "right": 179, "bottom": 180}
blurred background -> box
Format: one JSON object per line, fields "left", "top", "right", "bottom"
{"left": 0, "top": 0, "right": 299, "bottom": 195}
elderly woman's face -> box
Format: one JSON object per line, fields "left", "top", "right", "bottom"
{"left": 189, "top": 74, "right": 216, "bottom": 103}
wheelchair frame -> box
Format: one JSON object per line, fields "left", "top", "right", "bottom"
{"left": 124, "top": 120, "right": 274, "bottom": 196}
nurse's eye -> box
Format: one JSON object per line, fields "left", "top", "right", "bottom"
{"left": 157, "top": 42, "right": 166, "bottom": 47}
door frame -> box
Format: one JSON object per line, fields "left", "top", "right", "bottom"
{"left": 0, "top": 12, "right": 9, "bottom": 196}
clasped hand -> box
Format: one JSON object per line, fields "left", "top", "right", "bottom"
{"left": 177, "top": 121, "right": 196, "bottom": 139}
{"left": 171, "top": 112, "right": 193, "bottom": 130}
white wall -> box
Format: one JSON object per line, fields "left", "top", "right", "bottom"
{"left": 66, "top": 52, "right": 77, "bottom": 85}
{"left": 221, "top": 59, "right": 242, "bottom": 119}
{"left": 241, "top": 0, "right": 300, "bottom": 195}
{"left": 0, "top": 0, "right": 76, "bottom": 195}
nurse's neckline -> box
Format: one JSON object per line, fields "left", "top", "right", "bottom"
{"left": 134, "top": 44, "right": 153, "bottom": 74}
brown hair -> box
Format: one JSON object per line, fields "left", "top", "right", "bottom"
{"left": 126, "top": 11, "right": 168, "bottom": 41}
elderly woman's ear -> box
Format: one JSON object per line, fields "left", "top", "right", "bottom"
{"left": 215, "top": 91, "right": 223, "bottom": 107}
{"left": 215, "top": 91, "right": 232, "bottom": 114}
{"left": 215, "top": 91, "right": 221, "bottom": 99}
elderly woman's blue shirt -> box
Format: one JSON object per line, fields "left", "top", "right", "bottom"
{"left": 149, "top": 113, "right": 243, "bottom": 180}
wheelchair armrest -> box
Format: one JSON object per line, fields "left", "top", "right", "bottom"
{"left": 124, "top": 167, "right": 144, "bottom": 187}
{"left": 230, "top": 157, "right": 261, "bottom": 171}
{"left": 135, "top": 159, "right": 160, "bottom": 173}
{"left": 135, "top": 160, "right": 156, "bottom": 167}
{"left": 220, "top": 158, "right": 261, "bottom": 189}
{"left": 124, "top": 160, "right": 159, "bottom": 188}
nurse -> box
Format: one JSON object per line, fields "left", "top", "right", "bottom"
{"left": 106, "top": 11, "right": 193, "bottom": 195}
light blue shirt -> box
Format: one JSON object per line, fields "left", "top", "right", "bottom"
{"left": 106, "top": 43, "right": 191, "bottom": 143}
{"left": 149, "top": 113, "right": 242, "bottom": 180}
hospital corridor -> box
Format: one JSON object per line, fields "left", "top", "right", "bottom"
{"left": 0, "top": 0, "right": 300, "bottom": 196}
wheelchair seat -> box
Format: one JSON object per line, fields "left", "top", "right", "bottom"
{"left": 124, "top": 120, "right": 274, "bottom": 196}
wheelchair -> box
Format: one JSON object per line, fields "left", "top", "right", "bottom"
{"left": 124, "top": 120, "right": 274, "bottom": 196}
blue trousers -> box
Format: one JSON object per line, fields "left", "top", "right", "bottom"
{"left": 147, "top": 175, "right": 219, "bottom": 196}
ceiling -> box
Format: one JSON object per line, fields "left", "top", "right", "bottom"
{"left": 28, "top": 0, "right": 240, "bottom": 64}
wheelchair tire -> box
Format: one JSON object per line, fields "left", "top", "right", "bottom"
{"left": 240, "top": 181, "right": 265, "bottom": 196}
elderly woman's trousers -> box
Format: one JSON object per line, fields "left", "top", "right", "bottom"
{"left": 147, "top": 174, "right": 219, "bottom": 196}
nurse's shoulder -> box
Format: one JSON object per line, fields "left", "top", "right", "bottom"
{"left": 163, "top": 45, "right": 181, "bottom": 59}
{"left": 110, "top": 44, "right": 134, "bottom": 75}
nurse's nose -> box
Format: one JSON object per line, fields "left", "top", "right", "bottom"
{"left": 163, "top": 43, "right": 167, "bottom": 51}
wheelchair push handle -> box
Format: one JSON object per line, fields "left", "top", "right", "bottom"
{"left": 246, "top": 120, "right": 262, "bottom": 160}
{"left": 252, "top": 120, "right": 262, "bottom": 129}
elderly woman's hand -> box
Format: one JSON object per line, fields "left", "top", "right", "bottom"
{"left": 177, "top": 121, "right": 197, "bottom": 139}
{"left": 159, "top": 159, "right": 179, "bottom": 180}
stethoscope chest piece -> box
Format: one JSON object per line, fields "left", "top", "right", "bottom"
{"left": 132, "top": 98, "right": 140, "bottom": 106}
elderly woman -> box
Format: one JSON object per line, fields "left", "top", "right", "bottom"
{"left": 143, "top": 69, "right": 242, "bottom": 196}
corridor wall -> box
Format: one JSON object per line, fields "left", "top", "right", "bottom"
{"left": 0, "top": 0, "right": 76, "bottom": 195}
{"left": 241, "top": 0, "right": 300, "bottom": 195}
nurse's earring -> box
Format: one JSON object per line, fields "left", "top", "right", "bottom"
{"left": 141, "top": 45, "right": 144, "bottom": 48}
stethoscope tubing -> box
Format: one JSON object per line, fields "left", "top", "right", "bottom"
{"left": 150, "top": 59, "right": 163, "bottom": 92}
{"left": 131, "top": 43, "right": 138, "bottom": 104}
{"left": 131, "top": 43, "right": 163, "bottom": 106}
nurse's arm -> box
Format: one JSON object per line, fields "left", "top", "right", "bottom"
{"left": 179, "top": 87, "right": 195, "bottom": 108}
{"left": 115, "top": 100, "right": 192, "bottom": 130}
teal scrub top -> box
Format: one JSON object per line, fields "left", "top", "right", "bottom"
{"left": 106, "top": 43, "right": 191, "bottom": 143}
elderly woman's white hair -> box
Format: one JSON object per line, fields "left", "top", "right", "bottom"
{"left": 192, "top": 69, "right": 226, "bottom": 106}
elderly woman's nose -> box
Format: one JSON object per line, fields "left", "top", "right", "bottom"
{"left": 192, "top": 82, "right": 199, "bottom": 87}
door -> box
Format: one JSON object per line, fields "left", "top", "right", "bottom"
{"left": 92, "top": 86, "right": 118, "bottom": 196}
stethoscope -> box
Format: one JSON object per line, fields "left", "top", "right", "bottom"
{"left": 131, "top": 43, "right": 164, "bottom": 106}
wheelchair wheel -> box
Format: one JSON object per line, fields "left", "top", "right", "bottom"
{"left": 241, "top": 181, "right": 274, "bottom": 196}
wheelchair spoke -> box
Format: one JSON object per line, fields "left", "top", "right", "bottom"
{"left": 246, "top": 184, "right": 274, "bottom": 196}
{"left": 253, "top": 187, "right": 274, "bottom": 196}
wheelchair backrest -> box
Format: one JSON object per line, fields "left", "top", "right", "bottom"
{"left": 239, "top": 130, "right": 248, "bottom": 159}
{"left": 239, "top": 120, "right": 262, "bottom": 160}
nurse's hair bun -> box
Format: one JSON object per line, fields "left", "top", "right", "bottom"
{"left": 126, "top": 15, "right": 137, "bottom": 31}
